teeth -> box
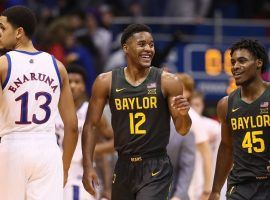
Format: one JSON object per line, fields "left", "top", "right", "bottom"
{"left": 142, "top": 55, "right": 150, "bottom": 58}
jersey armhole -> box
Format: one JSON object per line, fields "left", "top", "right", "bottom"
{"left": 110, "top": 68, "right": 119, "bottom": 98}
{"left": 51, "top": 55, "right": 62, "bottom": 88}
{"left": 157, "top": 68, "right": 166, "bottom": 99}
{"left": 2, "top": 54, "right": 11, "bottom": 90}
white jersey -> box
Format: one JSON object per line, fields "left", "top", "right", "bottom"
{"left": 55, "top": 101, "right": 88, "bottom": 181}
{"left": 0, "top": 50, "right": 61, "bottom": 137}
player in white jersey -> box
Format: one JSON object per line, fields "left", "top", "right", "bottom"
{"left": 55, "top": 64, "right": 114, "bottom": 200}
{"left": 0, "top": 6, "right": 78, "bottom": 200}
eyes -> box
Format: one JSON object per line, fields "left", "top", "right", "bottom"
{"left": 0, "top": 24, "right": 5, "bottom": 31}
{"left": 231, "top": 57, "right": 248, "bottom": 65}
{"left": 137, "top": 41, "right": 154, "bottom": 48}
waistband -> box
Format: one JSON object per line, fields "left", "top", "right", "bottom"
{"left": 118, "top": 150, "right": 167, "bottom": 162}
{"left": 0, "top": 132, "right": 57, "bottom": 143}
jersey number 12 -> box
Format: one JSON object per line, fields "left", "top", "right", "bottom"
{"left": 129, "top": 112, "right": 146, "bottom": 134}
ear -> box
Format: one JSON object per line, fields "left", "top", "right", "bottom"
{"left": 256, "top": 59, "right": 263, "bottom": 70}
{"left": 16, "top": 27, "right": 24, "bottom": 39}
{"left": 122, "top": 43, "right": 128, "bottom": 53}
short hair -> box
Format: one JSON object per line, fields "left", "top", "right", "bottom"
{"left": 230, "top": 39, "right": 269, "bottom": 73}
{"left": 120, "top": 23, "right": 152, "bottom": 46}
{"left": 1, "top": 6, "right": 37, "bottom": 38}
{"left": 66, "top": 64, "right": 87, "bottom": 85}
{"left": 175, "top": 73, "right": 195, "bottom": 94}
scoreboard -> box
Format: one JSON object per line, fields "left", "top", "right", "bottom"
{"left": 169, "top": 43, "right": 270, "bottom": 103}
{"left": 173, "top": 43, "right": 235, "bottom": 102}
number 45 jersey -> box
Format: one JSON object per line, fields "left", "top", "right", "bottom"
{"left": 226, "top": 87, "right": 270, "bottom": 184}
{"left": 109, "top": 67, "right": 170, "bottom": 155}
{"left": 0, "top": 51, "right": 61, "bottom": 137}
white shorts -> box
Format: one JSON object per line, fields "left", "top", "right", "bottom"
{"left": 64, "top": 162, "right": 97, "bottom": 200}
{"left": 0, "top": 133, "right": 63, "bottom": 200}
{"left": 64, "top": 181, "right": 97, "bottom": 200}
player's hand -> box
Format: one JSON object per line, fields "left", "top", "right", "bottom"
{"left": 171, "top": 95, "right": 190, "bottom": 115}
{"left": 208, "top": 192, "right": 220, "bottom": 200}
{"left": 82, "top": 167, "right": 99, "bottom": 196}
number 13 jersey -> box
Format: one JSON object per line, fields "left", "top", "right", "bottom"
{"left": 0, "top": 50, "right": 61, "bottom": 137}
{"left": 109, "top": 67, "right": 170, "bottom": 155}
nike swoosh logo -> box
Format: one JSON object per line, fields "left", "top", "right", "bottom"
{"left": 232, "top": 108, "right": 240, "bottom": 112}
{"left": 151, "top": 170, "right": 161, "bottom": 177}
{"left": 116, "top": 88, "right": 125, "bottom": 92}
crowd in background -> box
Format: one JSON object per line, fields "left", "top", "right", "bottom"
{"left": 1, "top": 1, "right": 269, "bottom": 200}
{"left": 0, "top": 1, "right": 269, "bottom": 93}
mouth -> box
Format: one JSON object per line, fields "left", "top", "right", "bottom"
{"left": 233, "top": 71, "right": 243, "bottom": 79}
{"left": 139, "top": 54, "right": 152, "bottom": 63}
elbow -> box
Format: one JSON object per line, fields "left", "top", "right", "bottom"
{"left": 176, "top": 128, "right": 189, "bottom": 136}
{"left": 176, "top": 121, "right": 192, "bottom": 136}
{"left": 65, "top": 121, "right": 79, "bottom": 136}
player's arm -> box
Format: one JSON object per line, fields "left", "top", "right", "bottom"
{"left": 209, "top": 96, "right": 233, "bottom": 200}
{"left": 57, "top": 60, "right": 79, "bottom": 185}
{"left": 57, "top": 61, "right": 79, "bottom": 180}
{"left": 162, "top": 71, "right": 191, "bottom": 135}
{"left": 0, "top": 55, "right": 8, "bottom": 99}
{"left": 82, "top": 72, "right": 111, "bottom": 196}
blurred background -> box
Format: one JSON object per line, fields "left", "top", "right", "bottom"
{"left": 2, "top": 0, "right": 270, "bottom": 118}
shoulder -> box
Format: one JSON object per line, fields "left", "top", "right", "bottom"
{"left": 55, "top": 59, "right": 66, "bottom": 73}
{"left": 161, "top": 70, "right": 183, "bottom": 96}
{"left": 0, "top": 54, "right": 8, "bottom": 66}
{"left": 52, "top": 59, "right": 67, "bottom": 85}
{"left": 95, "top": 71, "right": 112, "bottom": 86}
{"left": 161, "top": 70, "right": 179, "bottom": 83}
{"left": 0, "top": 55, "right": 9, "bottom": 80}
{"left": 92, "top": 71, "right": 112, "bottom": 95}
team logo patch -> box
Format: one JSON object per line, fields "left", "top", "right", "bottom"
{"left": 147, "top": 82, "right": 156, "bottom": 94}
{"left": 148, "top": 88, "right": 156, "bottom": 95}
{"left": 260, "top": 101, "right": 269, "bottom": 114}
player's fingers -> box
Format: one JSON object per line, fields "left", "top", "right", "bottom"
{"left": 171, "top": 96, "right": 188, "bottom": 105}
{"left": 172, "top": 101, "right": 189, "bottom": 109}
{"left": 82, "top": 177, "right": 96, "bottom": 195}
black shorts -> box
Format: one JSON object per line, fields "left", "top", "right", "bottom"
{"left": 111, "top": 152, "right": 173, "bottom": 200}
{"left": 226, "top": 179, "right": 270, "bottom": 200}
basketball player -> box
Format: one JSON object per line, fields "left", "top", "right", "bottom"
{"left": 209, "top": 39, "right": 270, "bottom": 200}
{"left": 55, "top": 64, "right": 114, "bottom": 200}
{"left": 82, "top": 23, "right": 192, "bottom": 200}
{"left": 0, "top": 6, "right": 78, "bottom": 200}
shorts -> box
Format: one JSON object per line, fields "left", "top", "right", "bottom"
{"left": 112, "top": 152, "right": 173, "bottom": 200}
{"left": 226, "top": 179, "right": 270, "bottom": 200}
{"left": 64, "top": 181, "right": 97, "bottom": 200}
{"left": 0, "top": 133, "right": 63, "bottom": 200}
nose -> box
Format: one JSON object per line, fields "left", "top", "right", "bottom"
{"left": 69, "top": 82, "right": 76, "bottom": 90}
{"left": 232, "top": 61, "right": 241, "bottom": 71}
{"left": 144, "top": 44, "right": 152, "bottom": 51}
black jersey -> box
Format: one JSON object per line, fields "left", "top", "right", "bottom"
{"left": 109, "top": 67, "right": 170, "bottom": 155}
{"left": 226, "top": 86, "right": 270, "bottom": 184}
